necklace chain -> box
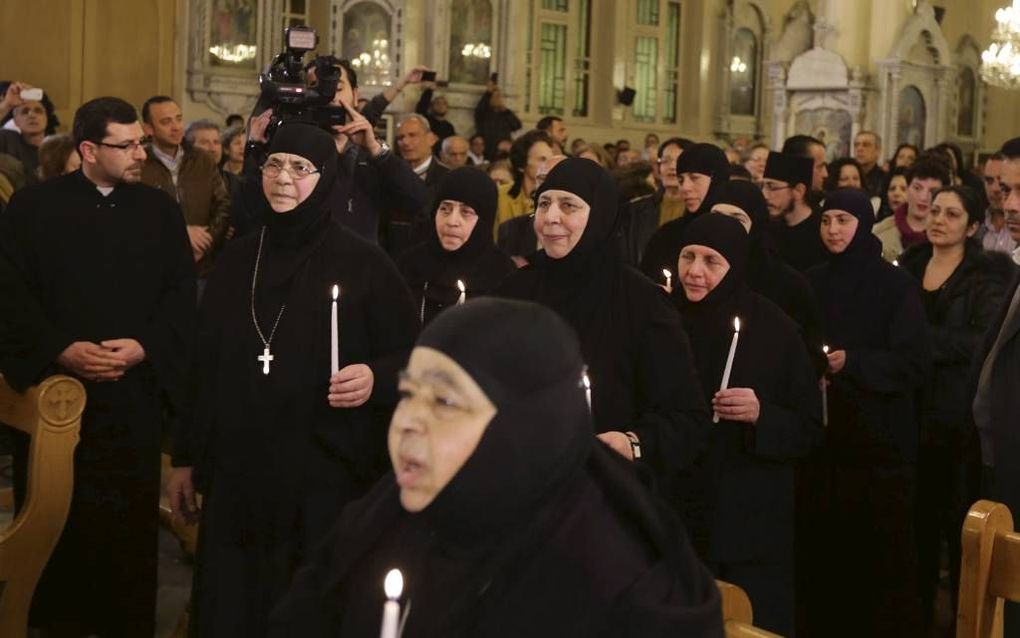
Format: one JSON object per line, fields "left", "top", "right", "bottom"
{"left": 251, "top": 228, "right": 287, "bottom": 349}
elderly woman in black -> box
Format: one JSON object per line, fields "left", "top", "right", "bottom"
{"left": 899, "top": 185, "right": 1014, "bottom": 633}
{"left": 397, "top": 167, "right": 515, "bottom": 326}
{"left": 804, "top": 188, "right": 931, "bottom": 637}
{"left": 269, "top": 298, "right": 725, "bottom": 637}
{"left": 672, "top": 213, "right": 820, "bottom": 636}
{"left": 497, "top": 157, "right": 710, "bottom": 492}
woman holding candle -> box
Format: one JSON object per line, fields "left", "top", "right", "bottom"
{"left": 496, "top": 157, "right": 711, "bottom": 486}
{"left": 804, "top": 188, "right": 930, "bottom": 637}
{"left": 166, "top": 123, "right": 419, "bottom": 637}
{"left": 671, "top": 213, "right": 821, "bottom": 636}
{"left": 898, "top": 186, "right": 1013, "bottom": 633}
{"left": 270, "top": 298, "right": 725, "bottom": 637}
{"left": 397, "top": 166, "right": 514, "bottom": 326}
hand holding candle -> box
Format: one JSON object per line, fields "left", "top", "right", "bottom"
{"left": 380, "top": 568, "right": 403, "bottom": 638}
{"left": 456, "top": 279, "right": 466, "bottom": 306}
{"left": 330, "top": 285, "right": 340, "bottom": 374}
{"left": 713, "top": 317, "right": 741, "bottom": 424}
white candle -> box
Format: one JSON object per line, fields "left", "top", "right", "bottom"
{"left": 821, "top": 345, "right": 829, "bottom": 427}
{"left": 380, "top": 569, "right": 403, "bottom": 638}
{"left": 456, "top": 279, "right": 466, "bottom": 306}
{"left": 581, "top": 367, "right": 592, "bottom": 414}
{"left": 713, "top": 317, "right": 741, "bottom": 424}
{"left": 662, "top": 269, "right": 672, "bottom": 292}
{"left": 331, "top": 285, "right": 340, "bottom": 374}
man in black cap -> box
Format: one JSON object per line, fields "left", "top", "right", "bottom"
{"left": 763, "top": 151, "right": 827, "bottom": 272}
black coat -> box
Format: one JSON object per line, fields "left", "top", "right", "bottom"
{"left": 768, "top": 213, "right": 828, "bottom": 273}
{"left": 807, "top": 249, "right": 931, "bottom": 466}
{"left": 0, "top": 171, "right": 196, "bottom": 634}
{"left": 678, "top": 289, "right": 821, "bottom": 564}
{"left": 900, "top": 240, "right": 1015, "bottom": 446}
{"left": 969, "top": 268, "right": 1020, "bottom": 518}
{"left": 622, "top": 191, "right": 663, "bottom": 267}
{"left": 474, "top": 92, "right": 522, "bottom": 160}
{"left": 176, "top": 220, "right": 418, "bottom": 636}
{"left": 496, "top": 214, "right": 538, "bottom": 260}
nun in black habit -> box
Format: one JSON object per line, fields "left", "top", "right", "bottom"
{"left": 167, "top": 123, "right": 419, "bottom": 637}
{"left": 495, "top": 157, "right": 711, "bottom": 488}
{"left": 705, "top": 179, "right": 826, "bottom": 375}
{"left": 638, "top": 143, "right": 730, "bottom": 284}
{"left": 268, "top": 298, "right": 725, "bottom": 638}
{"left": 397, "top": 166, "right": 515, "bottom": 326}
{"left": 671, "top": 214, "right": 821, "bottom": 636}
{"left": 804, "top": 188, "right": 931, "bottom": 637}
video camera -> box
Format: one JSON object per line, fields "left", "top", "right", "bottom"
{"left": 256, "top": 26, "right": 347, "bottom": 138}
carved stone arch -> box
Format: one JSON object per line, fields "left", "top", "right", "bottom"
{"left": 714, "top": 0, "right": 771, "bottom": 141}
{"left": 875, "top": 1, "right": 955, "bottom": 157}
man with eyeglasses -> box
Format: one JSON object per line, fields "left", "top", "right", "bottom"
{"left": 0, "top": 96, "right": 196, "bottom": 636}
{"left": 140, "top": 96, "right": 230, "bottom": 280}
{"left": 762, "top": 151, "right": 827, "bottom": 272}
{"left": 972, "top": 136, "right": 1020, "bottom": 638}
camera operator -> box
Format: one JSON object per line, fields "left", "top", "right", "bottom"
{"left": 236, "top": 57, "right": 425, "bottom": 258}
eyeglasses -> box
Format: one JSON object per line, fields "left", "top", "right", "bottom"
{"left": 759, "top": 182, "right": 792, "bottom": 193}
{"left": 260, "top": 160, "right": 321, "bottom": 180}
{"left": 96, "top": 137, "right": 149, "bottom": 152}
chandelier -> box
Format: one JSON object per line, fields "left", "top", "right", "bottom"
{"left": 981, "top": 0, "right": 1020, "bottom": 89}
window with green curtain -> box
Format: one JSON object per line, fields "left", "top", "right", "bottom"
{"left": 572, "top": 0, "right": 592, "bottom": 117}
{"left": 633, "top": 36, "right": 658, "bottom": 122}
{"left": 664, "top": 1, "right": 680, "bottom": 123}
{"left": 542, "top": 0, "right": 568, "bottom": 11}
{"left": 636, "top": 0, "right": 659, "bottom": 26}
{"left": 538, "top": 23, "right": 567, "bottom": 115}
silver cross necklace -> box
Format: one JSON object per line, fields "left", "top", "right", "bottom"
{"left": 251, "top": 228, "right": 287, "bottom": 375}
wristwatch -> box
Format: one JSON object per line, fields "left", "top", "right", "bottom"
{"left": 624, "top": 431, "right": 642, "bottom": 460}
{"left": 370, "top": 140, "right": 391, "bottom": 161}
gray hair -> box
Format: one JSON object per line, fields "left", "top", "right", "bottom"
{"left": 856, "top": 130, "right": 882, "bottom": 149}
{"left": 397, "top": 113, "right": 431, "bottom": 133}
{"left": 221, "top": 124, "right": 245, "bottom": 148}
{"left": 184, "top": 119, "right": 221, "bottom": 145}
{"left": 441, "top": 135, "right": 468, "bottom": 154}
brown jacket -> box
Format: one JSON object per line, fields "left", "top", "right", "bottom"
{"left": 141, "top": 145, "right": 230, "bottom": 274}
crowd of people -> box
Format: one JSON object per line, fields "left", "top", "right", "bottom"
{"left": 0, "top": 56, "right": 1019, "bottom": 638}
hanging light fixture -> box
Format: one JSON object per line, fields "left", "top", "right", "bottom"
{"left": 981, "top": 0, "right": 1020, "bottom": 89}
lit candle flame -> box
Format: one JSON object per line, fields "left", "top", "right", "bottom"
{"left": 384, "top": 569, "right": 403, "bottom": 600}
{"left": 823, "top": 345, "right": 829, "bottom": 354}
{"left": 332, "top": 284, "right": 339, "bottom": 301}
{"left": 733, "top": 317, "right": 741, "bottom": 332}
{"left": 457, "top": 279, "right": 466, "bottom": 293}
{"left": 582, "top": 372, "right": 591, "bottom": 390}
{"left": 662, "top": 269, "right": 671, "bottom": 279}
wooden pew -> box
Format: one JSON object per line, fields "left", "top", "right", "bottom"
{"left": 716, "top": 579, "right": 783, "bottom": 637}
{"left": 0, "top": 375, "right": 84, "bottom": 638}
{"left": 958, "top": 499, "right": 1020, "bottom": 638}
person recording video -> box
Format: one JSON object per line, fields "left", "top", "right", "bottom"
{"left": 233, "top": 29, "right": 425, "bottom": 258}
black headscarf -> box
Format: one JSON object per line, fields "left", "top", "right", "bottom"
{"left": 529, "top": 157, "right": 621, "bottom": 328}
{"left": 258, "top": 123, "right": 340, "bottom": 290}
{"left": 676, "top": 143, "right": 731, "bottom": 182}
{"left": 397, "top": 167, "right": 513, "bottom": 323}
{"left": 704, "top": 179, "right": 771, "bottom": 274}
{"left": 269, "top": 298, "right": 724, "bottom": 638}
{"left": 814, "top": 187, "right": 884, "bottom": 332}
{"left": 672, "top": 214, "right": 751, "bottom": 390}
{"left": 414, "top": 298, "right": 592, "bottom": 544}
